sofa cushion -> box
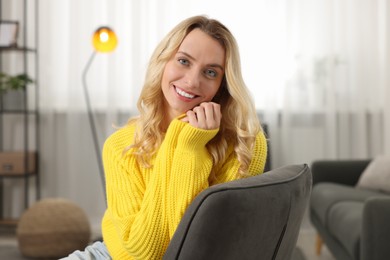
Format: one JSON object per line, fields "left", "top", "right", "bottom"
{"left": 311, "top": 183, "right": 384, "bottom": 226}
{"left": 327, "top": 201, "right": 363, "bottom": 260}
{"left": 356, "top": 155, "right": 390, "bottom": 193}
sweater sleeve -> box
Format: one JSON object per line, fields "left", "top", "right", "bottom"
{"left": 166, "top": 121, "right": 219, "bottom": 237}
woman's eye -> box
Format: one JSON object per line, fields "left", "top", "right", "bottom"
{"left": 178, "top": 59, "right": 189, "bottom": 65}
{"left": 205, "top": 69, "right": 217, "bottom": 78}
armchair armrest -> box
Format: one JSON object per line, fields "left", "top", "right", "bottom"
{"left": 311, "top": 160, "right": 371, "bottom": 186}
{"left": 361, "top": 197, "right": 390, "bottom": 260}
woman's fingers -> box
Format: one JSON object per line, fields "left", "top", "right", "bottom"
{"left": 186, "top": 102, "right": 221, "bottom": 129}
{"left": 210, "top": 102, "right": 222, "bottom": 126}
{"left": 203, "top": 103, "right": 215, "bottom": 123}
{"left": 186, "top": 110, "right": 198, "bottom": 127}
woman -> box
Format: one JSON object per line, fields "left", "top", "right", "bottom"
{"left": 65, "top": 15, "right": 267, "bottom": 260}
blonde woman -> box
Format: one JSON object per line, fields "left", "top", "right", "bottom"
{"left": 63, "top": 15, "right": 267, "bottom": 260}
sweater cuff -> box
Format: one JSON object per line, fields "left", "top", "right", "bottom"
{"left": 177, "top": 123, "right": 219, "bottom": 151}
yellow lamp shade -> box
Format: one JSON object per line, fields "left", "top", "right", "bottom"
{"left": 92, "top": 27, "right": 118, "bottom": 53}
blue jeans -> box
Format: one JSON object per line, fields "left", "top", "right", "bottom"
{"left": 60, "top": 241, "right": 111, "bottom": 260}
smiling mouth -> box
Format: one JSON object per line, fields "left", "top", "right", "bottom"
{"left": 175, "top": 87, "right": 197, "bottom": 99}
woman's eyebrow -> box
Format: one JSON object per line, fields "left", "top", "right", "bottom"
{"left": 177, "top": 51, "right": 194, "bottom": 59}
{"left": 177, "top": 51, "right": 224, "bottom": 71}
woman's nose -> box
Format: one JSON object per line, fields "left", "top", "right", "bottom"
{"left": 184, "top": 69, "right": 200, "bottom": 89}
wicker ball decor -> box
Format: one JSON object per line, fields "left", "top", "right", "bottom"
{"left": 16, "top": 198, "right": 91, "bottom": 259}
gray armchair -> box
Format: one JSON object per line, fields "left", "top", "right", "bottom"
{"left": 164, "top": 164, "right": 312, "bottom": 260}
{"left": 310, "top": 160, "right": 390, "bottom": 260}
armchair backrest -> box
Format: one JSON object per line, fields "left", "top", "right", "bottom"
{"left": 164, "top": 164, "right": 312, "bottom": 260}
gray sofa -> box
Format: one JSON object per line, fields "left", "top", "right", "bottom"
{"left": 309, "top": 160, "right": 390, "bottom": 260}
{"left": 165, "top": 164, "right": 312, "bottom": 260}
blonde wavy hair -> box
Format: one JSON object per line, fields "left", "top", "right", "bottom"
{"left": 127, "top": 15, "right": 262, "bottom": 178}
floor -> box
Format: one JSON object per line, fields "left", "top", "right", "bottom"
{"left": 0, "top": 226, "right": 26, "bottom": 260}
{"left": 0, "top": 213, "right": 335, "bottom": 260}
{"left": 295, "top": 209, "right": 335, "bottom": 260}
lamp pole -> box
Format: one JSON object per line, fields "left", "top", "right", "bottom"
{"left": 82, "top": 50, "right": 106, "bottom": 200}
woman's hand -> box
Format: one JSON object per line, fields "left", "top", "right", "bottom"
{"left": 182, "top": 102, "right": 222, "bottom": 130}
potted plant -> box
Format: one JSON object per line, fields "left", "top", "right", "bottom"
{"left": 0, "top": 72, "right": 33, "bottom": 110}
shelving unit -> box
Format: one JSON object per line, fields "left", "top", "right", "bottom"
{"left": 0, "top": 0, "right": 39, "bottom": 224}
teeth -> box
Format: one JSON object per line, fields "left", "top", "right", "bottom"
{"left": 176, "top": 88, "right": 195, "bottom": 99}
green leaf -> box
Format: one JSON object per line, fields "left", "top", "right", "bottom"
{"left": 0, "top": 73, "right": 33, "bottom": 93}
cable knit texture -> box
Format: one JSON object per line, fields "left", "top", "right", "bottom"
{"left": 101, "top": 118, "right": 268, "bottom": 260}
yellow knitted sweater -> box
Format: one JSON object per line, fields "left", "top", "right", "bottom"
{"left": 101, "top": 118, "right": 267, "bottom": 260}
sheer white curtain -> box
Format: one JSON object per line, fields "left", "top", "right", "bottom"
{"left": 263, "top": 0, "right": 390, "bottom": 168}
{"left": 4, "top": 0, "right": 389, "bottom": 231}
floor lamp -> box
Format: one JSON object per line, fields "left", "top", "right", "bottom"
{"left": 82, "top": 27, "right": 117, "bottom": 198}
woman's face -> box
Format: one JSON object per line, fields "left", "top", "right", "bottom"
{"left": 161, "top": 28, "right": 225, "bottom": 122}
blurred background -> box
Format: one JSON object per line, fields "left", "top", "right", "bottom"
{"left": 1, "top": 0, "right": 389, "bottom": 236}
